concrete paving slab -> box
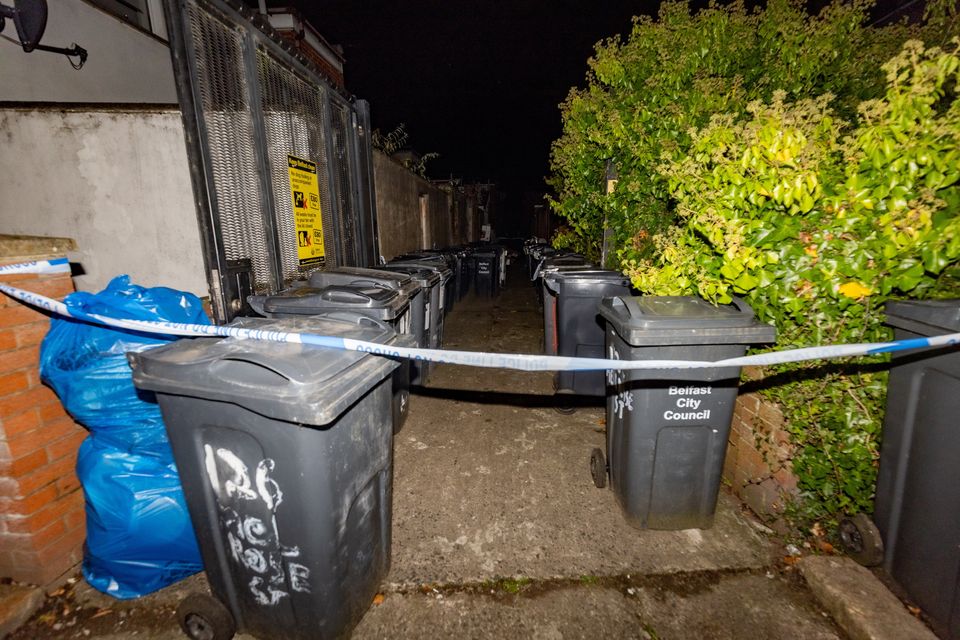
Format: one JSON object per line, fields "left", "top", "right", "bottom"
{"left": 389, "top": 276, "right": 772, "bottom": 586}
{"left": 799, "top": 555, "right": 937, "bottom": 640}
{"left": 630, "top": 571, "right": 842, "bottom": 640}
{"left": 354, "top": 587, "right": 652, "bottom": 639}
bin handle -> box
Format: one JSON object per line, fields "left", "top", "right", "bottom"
{"left": 247, "top": 295, "right": 268, "bottom": 317}
{"left": 532, "top": 260, "right": 544, "bottom": 281}
{"left": 729, "top": 296, "right": 755, "bottom": 318}
{"left": 314, "top": 311, "right": 392, "bottom": 332}
{"left": 344, "top": 280, "right": 391, "bottom": 292}
{"left": 212, "top": 356, "right": 293, "bottom": 386}
{"left": 319, "top": 286, "right": 375, "bottom": 303}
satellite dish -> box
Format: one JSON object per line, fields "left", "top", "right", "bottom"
{"left": 0, "top": 0, "right": 48, "bottom": 52}
{"left": 0, "top": 0, "right": 85, "bottom": 68}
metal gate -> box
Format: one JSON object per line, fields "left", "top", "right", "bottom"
{"left": 163, "top": 0, "right": 379, "bottom": 322}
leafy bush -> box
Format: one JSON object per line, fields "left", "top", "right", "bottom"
{"left": 549, "top": 0, "right": 936, "bottom": 265}
{"left": 548, "top": 0, "right": 960, "bottom": 523}
{"left": 633, "top": 40, "right": 960, "bottom": 519}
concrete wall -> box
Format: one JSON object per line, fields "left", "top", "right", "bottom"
{"left": 0, "top": 108, "right": 207, "bottom": 296}
{"left": 373, "top": 151, "right": 480, "bottom": 260}
{"left": 0, "top": 0, "right": 176, "bottom": 104}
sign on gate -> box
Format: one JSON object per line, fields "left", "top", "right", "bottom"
{"left": 287, "top": 155, "right": 326, "bottom": 268}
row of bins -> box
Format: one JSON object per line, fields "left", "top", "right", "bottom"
{"left": 130, "top": 244, "right": 506, "bottom": 640}
{"left": 129, "top": 228, "right": 960, "bottom": 640}
{"left": 533, "top": 239, "right": 960, "bottom": 640}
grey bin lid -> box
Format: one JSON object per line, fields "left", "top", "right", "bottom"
{"left": 395, "top": 253, "right": 449, "bottom": 266}
{"left": 886, "top": 299, "right": 960, "bottom": 335}
{"left": 539, "top": 264, "right": 596, "bottom": 287}
{"left": 390, "top": 260, "right": 453, "bottom": 282}
{"left": 129, "top": 315, "right": 400, "bottom": 426}
{"left": 262, "top": 285, "right": 408, "bottom": 320}
{"left": 542, "top": 255, "right": 589, "bottom": 267}
{"left": 552, "top": 269, "right": 630, "bottom": 286}
{"left": 600, "top": 296, "right": 777, "bottom": 346}
{"left": 307, "top": 267, "right": 419, "bottom": 299}
{"left": 375, "top": 264, "right": 441, "bottom": 287}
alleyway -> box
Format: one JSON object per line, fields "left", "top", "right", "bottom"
{"left": 12, "top": 262, "right": 844, "bottom": 639}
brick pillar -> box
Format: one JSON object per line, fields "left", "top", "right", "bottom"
{"left": 723, "top": 373, "right": 800, "bottom": 520}
{"left": 0, "top": 237, "right": 87, "bottom": 587}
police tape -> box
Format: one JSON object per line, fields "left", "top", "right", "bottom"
{"left": 3, "top": 259, "right": 959, "bottom": 372}
{"left": 0, "top": 257, "right": 71, "bottom": 275}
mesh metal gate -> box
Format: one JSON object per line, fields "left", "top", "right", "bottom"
{"left": 164, "top": 0, "right": 379, "bottom": 322}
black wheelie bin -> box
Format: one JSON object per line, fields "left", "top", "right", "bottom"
{"left": 389, "top": 259, "right": 452, "bottom": 352}
{"left": 306, "top": 267, "right": 424, "bottom": 384}
{"left": 472, "top": 249, "right": 499, "bottom": 297}
{"left": 552, "top": 269, "right": 632, "bottom": 396}
{"left": 248, "top": 285, "right": 414, "bottom": 433}
{"left": 852, "top": 299, "right": 960, "bottom": 640}
{"left": 539, "top": 260, "right": 592, "bottom": 357}
{"left": 393, "top": 253, "right": 457, "bottom": 313}
{"left": 596, "top": 296, "right": 775, "bottom": 529}
{"left": 129, "top": 315, "right": 400, "bottom": 640}
{"left": 373, "top": 263, "right": 441, "bottom": 384}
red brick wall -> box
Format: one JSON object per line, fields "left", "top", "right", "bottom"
{"left": 723, "top": 386, "right": 800, "bottom": 520}
{"left": 274, "top": 30, "right": 346, "bottom": 89}
{"left": 0, "top": 260, "right": 87, "bottom": 586}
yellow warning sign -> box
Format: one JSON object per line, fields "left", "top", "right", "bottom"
{"left": 287, "top": 155, "right": 325, "bottom": 267}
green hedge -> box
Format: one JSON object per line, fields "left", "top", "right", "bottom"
{"left": 549, "top": 0, "right": 960, "bottom": 523}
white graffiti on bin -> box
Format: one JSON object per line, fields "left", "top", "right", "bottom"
{"left": 204, "top": 445, "right": 312, "bottom": 606}
{"left": 607, "top": 346, "right": 633, "bottom": 419}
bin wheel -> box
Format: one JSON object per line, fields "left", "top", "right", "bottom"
{"left": 590, "top": 448, "right": 607, "bottom": 489}
{"left": 838, "top": 513, "right": 884, "bottom": 567}
{"left": 553, "top": 390, "right": 576, "bottom": 414}
{"left": 177, "top": 593, "right": 236, "bottom": 640}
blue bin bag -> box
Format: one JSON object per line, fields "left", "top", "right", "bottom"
{"left": 39, "top": 275, "right": 208, "bottom": 598}
{"left": 76, "top": 438, "right": 201, "bottom": 599}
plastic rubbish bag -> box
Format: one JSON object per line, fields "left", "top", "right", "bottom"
{"left": 75, "top": 438, "right": 201, "bottom": 599}
{"left": 40, "top": 275, "right": 208, "bottom": 598}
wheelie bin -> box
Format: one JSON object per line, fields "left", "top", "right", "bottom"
{"left": 459, "top": 248, "right": 476, "bottom": 299}
{"left": 129, "top": 315, "right": 400, "bottom": 640}
{"left": 534, "top": 253, "right": 589, "bottom": 306}
{"left": 306, "top": 267, "right": 423, "bottom": 383}
{"left": 389, "top": 259, "right": 451, "bottom": 352}
{"left": 306, "top": 267, "right": 420, "bottom": 331}
{"left": 539, "top": 260, "right": 592, "bottom": 356}
{"left": 553, "top": 269, "right": 632, "bottom": 396}
{"left": 472, "top": 249, "right": 498, "bottom": 297}
{"left": 392, "top": 252, "right": 457, "bottom": 313}
{"left": 849, "top": 299, "right": 960, "bottom": 640}
{"left": 248, "top": 285, "right": 413, "bottom": 432}
{"left": 373, "top": 263, "right": 441, "bottom": 384}
{"left": 596, "top": 296, "right": 775, "bottom": 530}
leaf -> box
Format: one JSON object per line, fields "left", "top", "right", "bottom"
{"left": 838, "top": 281, "right": 872, "bottom": 299}
{"left": 733, "top": 271, "right": 760, "bottom": 291}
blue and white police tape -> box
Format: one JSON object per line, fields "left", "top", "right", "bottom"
{"left": 3, "top": 258, "right": 959, "bottom": 372}
{"left": 0, "top": 257, "right": 71, "bottom": 276}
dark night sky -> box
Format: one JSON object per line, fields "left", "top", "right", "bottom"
{"left": 291, "top": 1, "right": 654, "bottom": 194}
{"left": 269, "top": 0, "right": 920, "bottom": 209}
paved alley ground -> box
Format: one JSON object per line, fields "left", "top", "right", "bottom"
{"left": 11, "top": 263, "right": 844, "bottom": 640}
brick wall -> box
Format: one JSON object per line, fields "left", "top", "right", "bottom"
{"left": 0, "top": 252, "right": 87, "bottom": 586}
{"left": 723, "top": 383, "right": 800, "bottom": 521}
